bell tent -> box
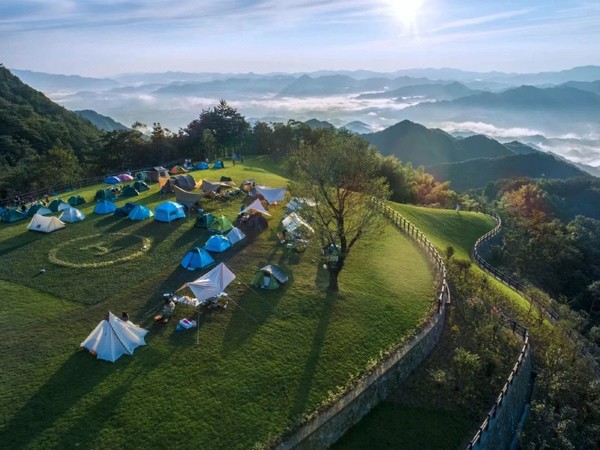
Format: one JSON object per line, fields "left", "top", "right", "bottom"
{"left": 251, "top": 265, "right": 288, "bottom": 290}
{"left": 59, "top": 207, "right": 86, "bottom": 223}
{"left": 27, "top": 214, "right": 66, "bottom": 233}
{"left": 154, "top": 201, "right": 186, "bottom": 223}
{"left": 226, "top": 227, "right": 246, "bottom": 245}
{"left": 181, "top": 247, "right": 215, "bottom": 271}
{"left": 204, "top": 235, "right": 232, "bottom": 253}
{"left": 128, "top": 205, "right": 153, "bottom": 221}
{"left": 185, "top": 263, "right": 236, "bottom": 303}
{"left": 94, "top": 200, "right": 117, "bottom": 214}
{"left": 80, "top": 312, "right": 149, "bottom": 362}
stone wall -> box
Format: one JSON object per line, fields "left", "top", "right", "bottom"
{"left": 275, "top": 202, "right": 449, "bottom": 450}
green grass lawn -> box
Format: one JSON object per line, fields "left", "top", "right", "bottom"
{"left": 0, "top": 158, "right": 434, "bottom": 449}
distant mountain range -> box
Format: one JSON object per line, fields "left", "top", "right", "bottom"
{"left": 363, "top": 120, "right": 592, "bottom": 190}
{"left": 357, "top": 81, "right": 478, "bottom": 101}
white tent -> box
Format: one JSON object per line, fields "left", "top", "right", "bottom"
{"left": 240, "top": 198, "right": 271, "bottom": 216}
{"left": 282, "top": 212, "right": 314, "bottom": 234}
{"left": 226, "top": 227, "right": 246, "bottom": 245}
{"left": 255, "top": 186, "right": 286, "bottom": 204}
{"left": 186, "top": 262, "right": 236, "bottom": 302}
{"left": 59, "top": 207, "right": 86, "bottom": 223}
{"left": 81, "top": 312, "right": 149, "bottom": 362}
{"left": 27, "top": 213, "right": 66, "bottom": 233}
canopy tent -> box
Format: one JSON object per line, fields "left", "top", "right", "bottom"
{"left": 120, "top": 185, "right": 140, "bottom": 197}
{"left": 196, "top": 162, "right": 209, "bottom": 170}
{"left": 68, "top": 195, "right": 86, "bottom": 206}
{"left": 48, "top": 199, "right": 68, "bottom": 212}
{"left": 174, "top": 185, "right": 203, "bottom": 209}
{"left": 80, "top": 312, "right": 149, "bottom": 362}
{"left": 27, "top": 214, "right": 66, "bottom": 233}
{"left": 133, "top": 181, "right": 150, "bottom": 192}
{"left": 255, "top": 186, "right": 286, "bottom": 204}
{"left": 2, "top": 208, "right": 26, "bottom": 223}
{"left": 170, "top": 165, "right": 188, "bottom": 175}
{"left": 204, "top": 235, "right": 232, "bottom": 253}
{"left": 128, "top": 205, "right": 153, "bottom": 221}
{"left": 251, "top": 264, "right": 288, "bottom": 290}
{"left": 104, "top": 176, "right": 121, "bottom": 184}
{"left": 94, "top": 200, "right": 117, "bottom": 215}
{"left": 226, "top": 227, "right": 246, "bottom": 245}
{"left": 286, "top": 197, "right": 315, "bottom": 212}
{"left": 181, "top": 247, "right": 215, "bottom": 271}
{"left": 185, "top": 263, "right": 236, "bottom": 302}
{"left": 208, "top": 215, "right": 234, "bottom": 234}
{"left": 241, "top": 198, "right": 271, "bottom": 217}
{"left": 114, "top": 202, "right": 137, "bottom": 217}
{"left": 212, "top": 160, "right": 225, "bottom": 169}
{"left": 170, "top": 174, "right": 196, "bottom": 192}
{"left": 199, "top": 179, "right": 222, "bottom": 193}
{"left": 282, "top": 212, "right": 314, "bottom": 234}
{"left": 95, "top": 189, "right": 116, "bottom": 201}
{"left": 117, "top": 173, "right": 134, "bottom": 182}
{"left": 59, "top": 207, "right": 86, "bottom": 223}
{"left": 154, "top": 201, "right": 186, "bottom": 223}
{"left": 195, "top": 213, "right": 215, "bottom": 229}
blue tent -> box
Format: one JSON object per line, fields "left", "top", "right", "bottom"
{"left": 128, "top": 205, "right": 154, "bottom": 221}
{"left": 204, "top": 235, "right": 232, "bottom": 253}
{"left": 154, "top": 201, "right": 186, "bottom": 223}
{"left": 181, "top": 247, "right": 215, "bottom": 270}
{"left": 94, "top": 200, "right": 117, "bottom": 214}
{"left": 104, "top": 176, "right": 121, "bottom": 184}
{"left": 212, "top": 160, "right": 224, "bottom": 169}
{"left": 2, "top": 208, "right": 26, "bottom": 223}
{"left": 196, "top": 162, "right": 209, "bottom": 170}
{"left": 114, "top": 202, "right": 137, "bottom": 217}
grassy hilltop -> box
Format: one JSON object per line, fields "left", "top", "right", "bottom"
{"left": 0, "top": 158, "right": 436, "bottom": 449}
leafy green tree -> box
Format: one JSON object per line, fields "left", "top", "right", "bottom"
{"left": 32, "top": 146, "right": 81, "bottom": 188}
{"left": 289, "top": 129, "right": 390, "bottom": 291}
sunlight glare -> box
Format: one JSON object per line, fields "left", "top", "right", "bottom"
{"left": 387, "top": 0, "right": 424, "bottom": 30}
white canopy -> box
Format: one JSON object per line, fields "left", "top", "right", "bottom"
{"left": 241, "top": 198, "right": 271, "bottom": 216}
{"left": 27, "top": 214, "right": 66, "bottom": 233}
{"left": 226, "top": 227, "right": 246, "bottom": 245}
{"left": 186, "top": 262, "right": 236, "bottom": 302}
{"left": 282, "top": 212, "right": 314, "bottom": 234}
{"left": 80, "top": 312, "right": 149, "bottom": 362}
{"left": 255, "top": 186, "right": 286, "bottom": 204}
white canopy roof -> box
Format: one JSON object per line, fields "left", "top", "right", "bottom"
{"left": 282, "top": 212, "right": 314, "bottom": 233}
{"left": 241, "top": 198, "right": 271, "bottom": 216}
{"left": 80, "top": 312, "right": 149, "bottom": 362}
{"left": 255, "top": 186, "right": 286, "bottom": 204}
{"left": 186, "top": 262, "right": 236, "bottom": 302}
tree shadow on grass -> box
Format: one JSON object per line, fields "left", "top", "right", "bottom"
{"left": 0, "top": 231, "right": 46, "bottom": 258}
{"left": 288, "top": 290, "right": 336, "bottom": 420}
{"left": 0, "top": 352, "right": 115, "bottom": 449}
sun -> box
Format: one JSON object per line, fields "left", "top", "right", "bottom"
{"left": 386, "top": 0, "right": 424, "bottom": 30}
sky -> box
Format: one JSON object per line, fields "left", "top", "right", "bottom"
{"left": 2, "top": 0, "right": 600, "bottom": 77}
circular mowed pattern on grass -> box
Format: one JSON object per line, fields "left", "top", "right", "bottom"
{"left": 48, "top": 233, "right": 152, "bottom": 268}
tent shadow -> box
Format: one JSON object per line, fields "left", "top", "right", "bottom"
{"left": 0, "top": 352, "right": 115, "bottom": 449}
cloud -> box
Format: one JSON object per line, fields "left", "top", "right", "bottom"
{"left": 437, "top": 121, "right": 543, "bottom": 139}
